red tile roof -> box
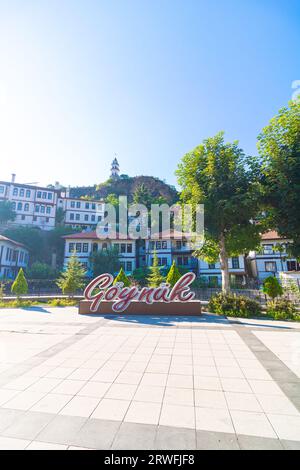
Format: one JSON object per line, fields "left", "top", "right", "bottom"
{"left": 261, "top": 231, "right": 283, "bottom": 240}
{"left": 0, "top": 235, "right": 27, "bottom": 249}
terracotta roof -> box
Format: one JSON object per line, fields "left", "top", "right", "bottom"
{"left": 0, "top": 235, "right": 27, "bottom": 249}
{"left": 261, "top": 231, "right": 285, "bottom": 240}
{"left": 63, "top": 229, "right": 195, "bottom": 241}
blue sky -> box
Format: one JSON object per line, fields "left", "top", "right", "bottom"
{"left": 0, "top": 0, "right": 299, "bottom": 188}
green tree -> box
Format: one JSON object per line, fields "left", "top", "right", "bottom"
{"left": 90, "top": 247, "right": 120, "bottom": 276}
{"left": 27, "top": 262, "right": 57, "bottom": 279}
{"left": 11, "top": 268, "right": 28, "bottom": 297}
{"left": 147, "top": 251, "right": 164, "bottom": 287}
{"left": 133, "top": 183, "right": 152, "bottom": 209}
{"left": 46, "top": 226, "right": 79, "bottom": 269}
{"left": 113, "top": 267, "right": 131, "bottom": 287}
{"left": 258, "top": 100, "right": 300, "bottom": 258}
{"left": 55, "top": 207, "right": 65, "bottom": 226}
{"left": 262, "top": 276, "right": 283, "bottom": 299}
{"left": 0, "top": 201, "right": 16, "bottom": 224}
{"left": 56, "top": 253, "right": 86, "bottom": 295}
{"left": 4, "top": 227, "right": 45, "bottom": 264}
{"left": 166, "top": 261, "right": 181, "bottom": 287}
{"left": 176, "top": 132, "right": 261, "bottom": 293}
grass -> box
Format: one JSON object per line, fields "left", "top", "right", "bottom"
{"left": 0, "top": 298, "right": 79, "bottom": 308}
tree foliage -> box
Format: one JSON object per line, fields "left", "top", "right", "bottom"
{"left": 166, "top": 261, "right": 181, "bottom": 287}
{"left": 176, "top": 132, "right": 261, "bottom": 292}
{"left": 113, "top": 267, "right": 131, "bottom": 287}
{"left": 56, "top": 253, "right": 86, "bottom": 295}
{"left": 147, "top": 251, "right": 165, "bottom": 287}
{"left": 0, "top": 201, "right": 16, "bottom": 224}
{"left": 262, "top": 276, "right": 283, "bottom": 299}
{"left": 90, "top": 247, "right": 120, "bottom": 277}
{"left": 11, "top": 268, "right": 28, "bottom": 296}
{"left": 258, "top": 100, "right": 300, "bottom": 258}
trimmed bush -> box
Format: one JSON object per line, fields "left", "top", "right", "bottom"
{"left": 266, "top": 298, "right": 298, "bottom": 320}
{"left": 209, "top": 292, "right": 262, "bottom": 318}
{"left": 262, "top": 276, "right": 283, "bottom": 299}
{"left": 166, "top": 261, "right": 181, "bottom": 287}
{"left": 11, "top": 268, "right": 28, "bottom": 297}
{"left": 113, "top": 267, "right": 131, "bottom": 287}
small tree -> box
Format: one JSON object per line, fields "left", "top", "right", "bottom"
{"left": 56, "top": 253, "right": 86, "bottom": 295}
{"left": 166, "top": 261, "right": 181, "bottom": 287}
{"left": 90, "top": 247, "right": 120, "bottom": 276}
{"left": 262, "top": 276, "right": 283, "bottom": 299}
{"left": 113, "top": 267, "right": 131, "bottom": 287}
{"left": 147, "top": 251, "right": 164, "bottom": 287}
{"left": 0, "top": 201, "right": 16, "bottom": 224}
{"left": 11, "top": 268, "right": 28, "bottom": 297}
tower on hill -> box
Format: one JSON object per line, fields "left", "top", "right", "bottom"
{"left": 110, "top": 157, "right": 120, "bottom": 180}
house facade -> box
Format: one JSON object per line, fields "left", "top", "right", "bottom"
{"left": 248, "top": 231, "right": 300, "bottom": 281}
{"left": 0, "top": 235, "right": 29, "bottom": 279}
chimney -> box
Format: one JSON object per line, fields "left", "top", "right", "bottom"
{"left": 11, "top": 173, "right": 16, "bottom": 183}
{"left": 54, "top": 181, "right": 60, "bottom": 190}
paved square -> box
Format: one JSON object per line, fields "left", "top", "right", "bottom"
{"left": 0, "top": 306, "right": 300, "bottom": 450}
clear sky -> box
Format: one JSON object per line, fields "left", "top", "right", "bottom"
{"left": 0, "top": 0, "right": 299, "bottom": 188}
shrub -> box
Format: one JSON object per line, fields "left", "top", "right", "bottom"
{"left": 56, "top": 253, "right": 86, "bottom": 295}
{"left": 266, "top": 298, "right": 298, "bottom": 320}
{"left": 262, "top": 276, "right": 283, "bottom": 299}
{"left": 113, "top": 267, "right": 131, "bottom": 287}
{"left": 209, "top": 292, "right": 262, "bottom": 318}
{"left": 27, "top": 262, "right": 57, "bottom": 280}
{"left": 48, "top": 299, "right": 78, "bottom": 307}
{"left": 132, "top": 267, "right": 150, "bottom": 287}
{"left": 11, "top": 268, "right": 28, "bottom": 297}
{"left": 166, "top": 261, "right": 181, "bottom": 287}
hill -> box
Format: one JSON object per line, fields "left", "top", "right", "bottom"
{"left": 70, "top": 175, "right": 179, "bottom": 205}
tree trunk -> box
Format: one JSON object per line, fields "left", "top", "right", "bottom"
{"left": 219, "top": 233, "right": 230, "bottom": 293}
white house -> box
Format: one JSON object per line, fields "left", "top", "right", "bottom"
{"left": 63, "top": 231, "right": 136, "bottom": 275}
{"left": 0, "top": 235, "right": 29, "bottom": 279}
{"left": 57, "top": 190, "right": 106, "bottom": 230}
{"left": 248, "top": 231, "right": 300, "bottom": 281}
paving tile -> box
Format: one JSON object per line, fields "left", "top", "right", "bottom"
{"left": 139, "top": 373, "right": 167, "bottom": 387}
{"left": 26, "top": 378, "right": 62, "bottom": 393}
{"left": 26, "top": 441, "right": 68, "bottom": 450}
{"left": 92, "top": 398, "right": 130, "bottom": 421}
{"left": 193, "top": 366, "right": 218, "bottom": 377}
{"left": 195, "top": 407, "right": 234, "bottom": 434}
{"left": 35, "top": 415, "right": 87, "bottom": 445}
{"left": 60, "top": 396, "right": 100, "bottom": 417}
{"left": 164, "top": 387, "right": 193, "bottom": 406}
{"left": 194, "top": 390, "right": 227, "bottom": 409}
{"left": 196, "top": 430, "right": 240, "bottom": 450}
{"left": 112, "top": 422, "right": 157, "bottom": 449}
{"left": 221, "top": 378, "right": 252, "bottom": 393}
{"left": 133, "top": 385, "right": 165, "bottom": 404}
{"left": 68, "top": 368, "right": 97, "bottom": 381}
{"left": 267, "top": 414, "right": 300, "bottom": 441}
{"left": 194, "top": 376, "right": 222, "bottom": 391}
{"left": 159, "top": 404, "right": 195, "bottom": 429}
{"left": 105, "top": 383, "right": 137, "bottom": 400}
{"left": 225, "top": 392, "right": 262, "bottom": 412}
{"left": 2, "top": 411, "right": 54, "bottom": 440}
{"left": 46, "top": 367, "right": 75, "bottom": 379}
{"left": 237, "top": 434, "right": 283, "bottom": 450}
{"left": 31, "top": 393, "right": 72, "bottom": 414}
{"left": 71, "top": 418, "right": 120, "bottom": 449}
{"left": 156, "top": 425, "right": 196, "bottom": 450}
{"left": 230, "top": 410, "right": 277, "bottom": 438}
{"left": 166, "top": 374, "right": 193, "bottom": 389}
{"left": 3, "top": 390, "right": 46, "bottom": 410}
{"left": 77, "top": 381, "right": 111, "bottom": 398}
{"left": 0, "top": 408, "right": 26, "bottom": 433}
{"left": 0, "top": 436, "right": 30, "bottom": 450}
{"left": 281, "top": 439, "right": 300, "bottom": 450}
{"left": 256, "top": 394, "right": 299, "bottom": 415}
{"left": 0, "top": 388, "right": 20, "bottom": 406}
{"left": 125, "top": 401, "right": 161, "bottom": 425}
{"left": 248, "top": 380, "right": 284, "bottom": 396}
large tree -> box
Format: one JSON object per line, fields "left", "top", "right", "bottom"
{"left": 258, "top": 100, "right": 300, "bottom": 258}
{"left": 0, "top": 201, "right": 16, "bottom": 224}
{"left": 90, "top": 247, "right": 121, "bottom": 277}
{"left": 176, "top": 132, "right": 261, "bottom": 292}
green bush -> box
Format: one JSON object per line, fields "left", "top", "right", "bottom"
{"left": 11, "top": 268, "right": 28, "bottom": 297}
{"left": 48, "top": 299, "right": 78, "bottom": 307}
{"left": 113, "top": 267, "right": 131, "bottom": 287}
{"left": 266, "top": 298, "right": 298, "bottom": 320}
{"left": 262, "top": 276, "right": 283, "bottom": 299}
{"left": 209, "top": 292, "right": 262, "bottom": 318}
{"left": 166, "top": 261, "right": 181, "bottom": 287}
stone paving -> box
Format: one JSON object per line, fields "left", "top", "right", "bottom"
{"left": 0, "top": 307, "right": 300, "bottom": 450}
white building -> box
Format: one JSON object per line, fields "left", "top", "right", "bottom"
{"left": 248, "top": 231, "right": 300, "bottom": 281}
{"left": 198, "top": 255, "right": 246, "bottom": 287}
{"left": 0, "top": 175, "right": 58, "bottom": 230}
{"left": 63, "top": 231, "right": 136, "bottom": 275}
{"left": 0, "top": 235, "right": 29, "bottom": 279}
{"left": 57, "top": 189, "right": 106, "bottom": 230}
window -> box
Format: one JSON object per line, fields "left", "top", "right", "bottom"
{"left": 20, "top": 189, "right": 24, "bottom": 197}
{"left": 19, "top": 252, "right": 24, "bottom": 263}
{"left": 35, "top": 204, "right": 40, "bottom": 212}
{"left": 0, "top": 185, "right": 4, "bottom": 194}
{"left": 176, "top": 240, "right": 182, "bottom": 249}
{"left": 13, "top": 188, "right": 18, "bottom": 196}
{"left": 46, "top": 206, "right": 51, "bottom": 214}
{"left": 113, "top": 243, "right": 119, "bottom": 252}
{"left": 17, "top": 202, "right": 22, "bottom": 210}
{"left": 83, "top": 243, "right": 89, "bottom": 253}
{"left": 21, "top": 215, "right": 25, "bottom": 220}
{"left": 287, "top": 261, "right": 297, "bottom": 271}
{"left": 98, "top": 215, "right": 102, "bottom": 221}
{"left": 263, "top": 244, "right": 274, "bottom": 255}
{"left": 265, "top": 262, "right": 276, "bottom": 272}
{"left": 150, "top": 241, "right": 155, "bottom": 250}
{"left": 92, "top": 243, "right": 98, "bottom": 252}
{"left": 85, "top": 202, "right": 90, "bottom": 209}
{"left": 127, "top": 244, "right": 132, "bottom": 253}
{"left": 75, "top": 213, "right": 80, "bottom": 221}
{"left": 102, "top": 243, "right": 107, "bottom": 250}
{"left": 232, "top": 257, "right": 240, "bottom": 269}
{"left": 120, "top": 261, "right": 126, "bottom": 270}
{"left": 84, "top": 214, "right": 89, "bottom": 221}
{"left": 42, "top": 192, "right": 47, "bottom": 199}
{"left": 46, "top": 217, "right": 49, "bottom": 223}
{"left": 70, "top": 213, "right": 74, "bottom": 220}
{"left": 47, "top": 193, "right": 52, "bottom": 200}
{"left": 76, "top": 201, "right": 81, "bottom": 208}
{"left": 162, "top": 241, "right": 167, "bottom": 249}
{"left": 76, "top": 243, "right": 82, "bottom": 253}
{"left": 177, "top": 257, "right": 182, "bottom": 265}
{"left": 91, "top": 215, "right": 95, "bottom": 222}
{"left": 40, "top": 206, "right": 45, "bottom": 214}
{"left": 183, "top": 256, "right": 189, "bottom": 265}
{"left": 121, "top": 244, "right": 126, "bottom": 253}
{"left": 69, "top": 243, "right": 75, "bottom": 252}
{"left": 12, "top": 202, "right": 16, "bottom": 210}
{"left": 71, "top": 201, "right": 75, "bottom": 208}
{"left": 33, "top": 216, "right": 37, "bottom": 222}
{"left": 208, "top": 263, "right": 216, "bottom": 269}
{"left": 126, "top": 261, "right": 132, "bottom": 272}
{"left": 37, "top": 191, "right": 42, "bottom": 198}
{"left": 24, "top": 203, "right": 29, "bottom": 211}
{"left": 26, "top": 190, "right": 31, "bottom": 198}
{"left": 156, "top": 241, "right": 162, "bottom": 249}
{"left": 92, "top": 203, "right": 96, "bottom": 210}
